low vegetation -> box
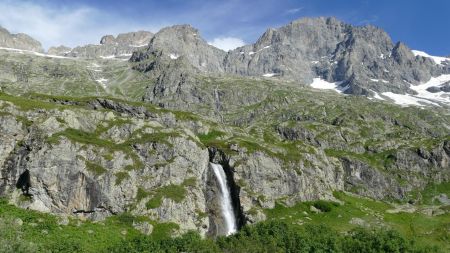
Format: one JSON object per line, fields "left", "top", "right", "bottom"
{"left": 2, "top": 187, "right": 448, "bottom": 253}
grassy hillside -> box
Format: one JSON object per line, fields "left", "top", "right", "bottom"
{"left": 1, "top": 189, "right": 448, "bottom": 252}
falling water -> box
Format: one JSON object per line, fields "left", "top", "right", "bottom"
{"left": 210, "top": 162, "right": 237, "bottom": 235}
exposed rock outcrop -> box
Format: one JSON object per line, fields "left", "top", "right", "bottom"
{"left": 0, "top": 17, "right": 449, "bottom": 239}
{"left": 131, "top": 17, "right": 449, "bottom": 106}
{"left": 0, "top": 26, "right": 43, "bottom": 52}
{"left": 53, "top": 31, "right": 153, "bottom": 59}
{"left": 47, "top": 45, "right": 72, "bottom": 55}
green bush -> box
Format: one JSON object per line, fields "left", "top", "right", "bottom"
{"left": 0, "top": 197, "right": 441, "bottom": 253}
{"left": 312, "top": 200, "right": 339, "bottom": 212}
{"left": 0, "top": 218, "right": 38, "bottom": 253}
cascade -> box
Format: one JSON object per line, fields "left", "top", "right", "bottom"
{"left": 210, "top": 162, "right": 237, "bottom": 235}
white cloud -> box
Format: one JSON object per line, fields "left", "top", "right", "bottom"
{"left": 208, "top": 37, "right": 246, "bottom": 51}
{"left": 285, "top": 7, "right": 303, "bottom": 15}
{"left": 0, "top": 1, "right": 247, "bottom": 52}
{"left": 0, "top": 0, "right": 161, "bottom": 50}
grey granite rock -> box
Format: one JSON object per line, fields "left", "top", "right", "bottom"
{"left": 59, "top": 31, "right": 153, "bottom": 59}
{"left": 47, "top": 45, "right": 72, "bottom": 55}
{"left": 224, "top": 17, "right": 445, "bottom": 95}
{"left": 131, "top": 17, "right": 449, "bottom": 103}
{"left": 0, "top": 26, "right": 43, "bottom": 52}
{"left": 131, "top": 25, "right": 226, "bottom": 73}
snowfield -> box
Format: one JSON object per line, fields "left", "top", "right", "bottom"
{"left": 0, "top": 47, "right": 72, "bottom": 59}
{"left": 379, "top": 74, "right": 450, "bottom": 107}
{"left": 310, "top": 74, "right": 450, "bottom": 108}
{"left": 412, "top": 50, "right": 450, "bottom": 65}
{"left": 310, "top": 78, "right": 347, "bottom": 93}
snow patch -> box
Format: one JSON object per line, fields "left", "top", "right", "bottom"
{"left": 262, "top": 73, "right": 277, "bottom": 77}
{"left": 310, "top": 78, "right": 346, "bottom": 93}
{"left": 409, "top": 74, "right": 450, "bottom": 105}
{"left": 370, "top": 90, "right": 385, "bottom": 101}
{"left": 95, "top": 78, "right": 108, "bottom": 89}
{"left": 0, "top": 47, "right": 73, "bottom": 59}
{"left": 129, "top": 44, "right": 148, "bottom": 48}
{"left": 381, "top": 92, "right": 438, "bottom": 107}
{"left": 248, "top": 45, "right": 271, "bottom": 56}
{"left": 381, "top": 74, "right": 450, "bottom": 107}
{"left": 412, "top": 50, "right": 449, "bottom": 65}
{"left": 100, "top": 55, "right": 116, "bottom": 59}
{"left": 169, "top": 53, "right": 179, "bottom": 60}
{"left": 370, "top": 79, "right": 389, "bottom": 84}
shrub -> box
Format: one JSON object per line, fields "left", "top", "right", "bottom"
{"left": 312, "top": 200, "right": 339, "bottom": 212}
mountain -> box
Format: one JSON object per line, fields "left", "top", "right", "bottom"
{"left": 48, "top": 31, "right": 153, "bottom": 59}
{"left": 0, "top": 26, "right": 43, "bottom": 52}
{"left": 225, "top": 17, "right": 446, "bottom": 94}
{"left": 47, "top": 45, "right": 71, "bottom": 55}
{"left": 131, "top": 17, "right": 450, "bottom": 110}
{"left": 0, "top": 17, "right": 449, "bottom": 250}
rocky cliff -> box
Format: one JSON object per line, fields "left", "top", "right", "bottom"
{"left": 49, "top": 31, "right": 153, "bottom": 59}
{"left": 131, "top": 17, "right": 449, "bottom": 107}
{"left": 0, "top": 17, "right": 449, "bottom": 238}
{"left": 224, "top": 17, "right": 445, "bottom": 95}
{"left": 0, "top": 26, "right": 43, "bottom": 52}
{"left": 0, "top": 87, "right": 448, "bottom": 237}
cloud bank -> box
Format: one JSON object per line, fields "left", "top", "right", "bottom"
{"left": 208, "top": 37, "right": 246, "bottom": 51}
{"left": 0, "top": 0, "right": 161, "bottom": 50}
{"left": 0, "top": 0, "right": 247, "bottom": 52}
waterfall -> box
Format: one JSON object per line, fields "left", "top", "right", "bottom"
{"left": 210, "top": 162, "right": 237, "bottom": 235}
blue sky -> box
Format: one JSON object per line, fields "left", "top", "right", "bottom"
{"left": 0, "top": 0, "right": 449, "bottom": 55}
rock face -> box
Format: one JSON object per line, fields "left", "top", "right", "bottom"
{"left": 0, "top": 89, "right": 449, "bottom": 237}
{"left": 224, "top": 17, "right": 443, "bottom": 95}
{"left": 47, "top": 45, "right": 72, "bottom": 55}
{"left": 106, "top": 31, "right": 153, "bottom": 47}
{"left": 0, "top": 26, "right": 43, "bottom": 52}
{"left": 132, "top": 17, "right": 449, "bottom": 105}
{"left": 56, "top": 31, "right": 153, "bottom": 59}
{"left": 0, "top": 17, "right": 449, "bottom": 238}
{"left": 131, "top": 25, "right": 226, "bottom": 73}
{"left": 0, "top": 99, "right": 341, "bottom": 235}
{"left": 129, "top": 25, "right": 226, "bottom": 110}
{"left": 0, "top": 99, "right": 213, "bottom": 235}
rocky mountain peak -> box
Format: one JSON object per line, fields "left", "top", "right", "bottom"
{"left": 55, "top": 30, "right": 154, "bottom": 59}
{"left": 129, "top": 16, "right": 449, "bottom": 105}
{"left": 223, "top": 17, "right": 447, "bottom": 96}
{"left": 0, "top": 25, "right": 43, "bottom": 52}
{"left": 100, "top": 31, "right": 153, "bottom": 47}
{"left": 100, "top": 35, "right": 116, "bottom": 45}
{"left": 392, "top": 42, "right": 415, "bottom": 64}
{"left": 47, "top": 45, "right": 72, "bottom": 55}
{"left": 148, "top": 25, "right": 203, "bottom": 51}
{"left": 136, "top": 24, "right": 226, "bottom": 73}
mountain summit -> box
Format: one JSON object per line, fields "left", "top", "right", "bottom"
{"left": 48, "top": 30, "right": 154, "bottom": 59}
{"left": 129, "top": 17, "right": 450, "bottom": 108}
{"left": 0, "top": 26, "right": 43, "bottom": 52}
